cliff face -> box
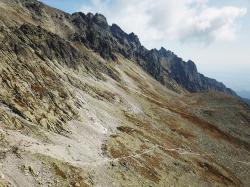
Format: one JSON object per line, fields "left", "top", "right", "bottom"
{"left": 0, "top": 1, "right": 249, "bottom": 187}
{"left": 70, "top": 12, "right": 236, "bottom": 95}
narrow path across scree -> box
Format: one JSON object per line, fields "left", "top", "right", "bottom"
{"left": 73, "top": 144, "right": 250, "bottom": 168}
{"left": 9, "top": 124, "right": 250, "bottom": 168}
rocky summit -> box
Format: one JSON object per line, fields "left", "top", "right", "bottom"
{"left": 0, "top": 0, "right": 249, "bottom": 187}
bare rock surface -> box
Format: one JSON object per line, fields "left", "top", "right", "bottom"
{"left": 0, "top": 0, "right": 249, "bottom": 187}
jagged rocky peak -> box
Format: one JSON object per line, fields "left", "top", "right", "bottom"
{"left": 72, "top": 12, "right": 109, "bottom": 29}
{"left": 0, "top": 0, "right": 236, "bottom": 96}
{"left": 186, "top": 60, "right": 198, "bottom": 72}
{"left": 93, "top": 13, "right": 109, "bottom": 29}
{"left": 39, "top": 2, "right": 239, "bottom": 95}
{"left": 110, "top": 24, "right": 141, "bottom": 51}
{"left": 128, "top": 32, "right": 141, "bottom": 45}
{"left": 110, "top": 24, "right": 126, "bottom": 36}
{"left": 158, "top": 47, "right": 171, "bottom": 56}
{"left": 72, "top": 12, "right": 86, "bottom": 19}
{"left": 71, "top": 12, "right": 88, "bottom": 31}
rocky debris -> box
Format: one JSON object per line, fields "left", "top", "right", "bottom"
{"left": 0, "top": 0, "right": 249, "bottom": 187}
{"left": 0, "top": 20, "right": 122, "bottom": 135}
{"left": 23, "top": 0, "right": 44, "bottom": 16}
{"left": 17, "top": 24, "right": 82, "bottom": 69}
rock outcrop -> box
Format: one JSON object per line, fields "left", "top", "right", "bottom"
{"left": 0, "top": 0, "right": 236, "bottom": 95}
{"left": 70, "top": 12, "right": 236, "bottom": 95}
{"left": 0, "top": 1, "right": 249, "bottom": 187}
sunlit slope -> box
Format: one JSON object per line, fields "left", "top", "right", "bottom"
{"left": 0, "top": 0, "right": 249, "bottom": 186}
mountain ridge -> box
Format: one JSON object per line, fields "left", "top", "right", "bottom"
{"left": 0, "top": 0, "right": 249, "bottom": 186}
{"left": 0, "top": 0, "right": 236, "bottom": 95}
{"left": 71, "top": 11, "right": 236, "bottom": 95}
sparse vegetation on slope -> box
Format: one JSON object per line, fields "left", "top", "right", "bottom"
{"left": 0, "top": 0, "right": 249, "bottom": 186}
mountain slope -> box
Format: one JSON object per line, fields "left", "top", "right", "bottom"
{"left": 0, "top": 0, "right": 235, "bottom": 95}
{"left": 0, "top": 0, "right": 249, "bottom": 187}
{"left": 71, "top": 11, "right": 236, "bottom": 95}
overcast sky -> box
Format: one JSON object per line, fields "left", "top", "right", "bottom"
{"left": 41, "top": 0, "right": 250, "bottom": 94}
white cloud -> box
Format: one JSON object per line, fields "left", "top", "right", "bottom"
{"left": 81, "top": 0, "right": 247, "bottom": 47}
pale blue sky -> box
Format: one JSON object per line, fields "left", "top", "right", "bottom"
{"left": 41, "top": 0, "right": 250, "bottom": 95}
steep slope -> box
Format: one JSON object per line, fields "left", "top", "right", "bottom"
{"left": 0, "top": 0, "right": 249, "bottom": 187}
{"left": 0, "top": 0, "right": 235, "bottom": 95}
{"left": 71, "top": 12, "right": 236, "bottom": 95}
